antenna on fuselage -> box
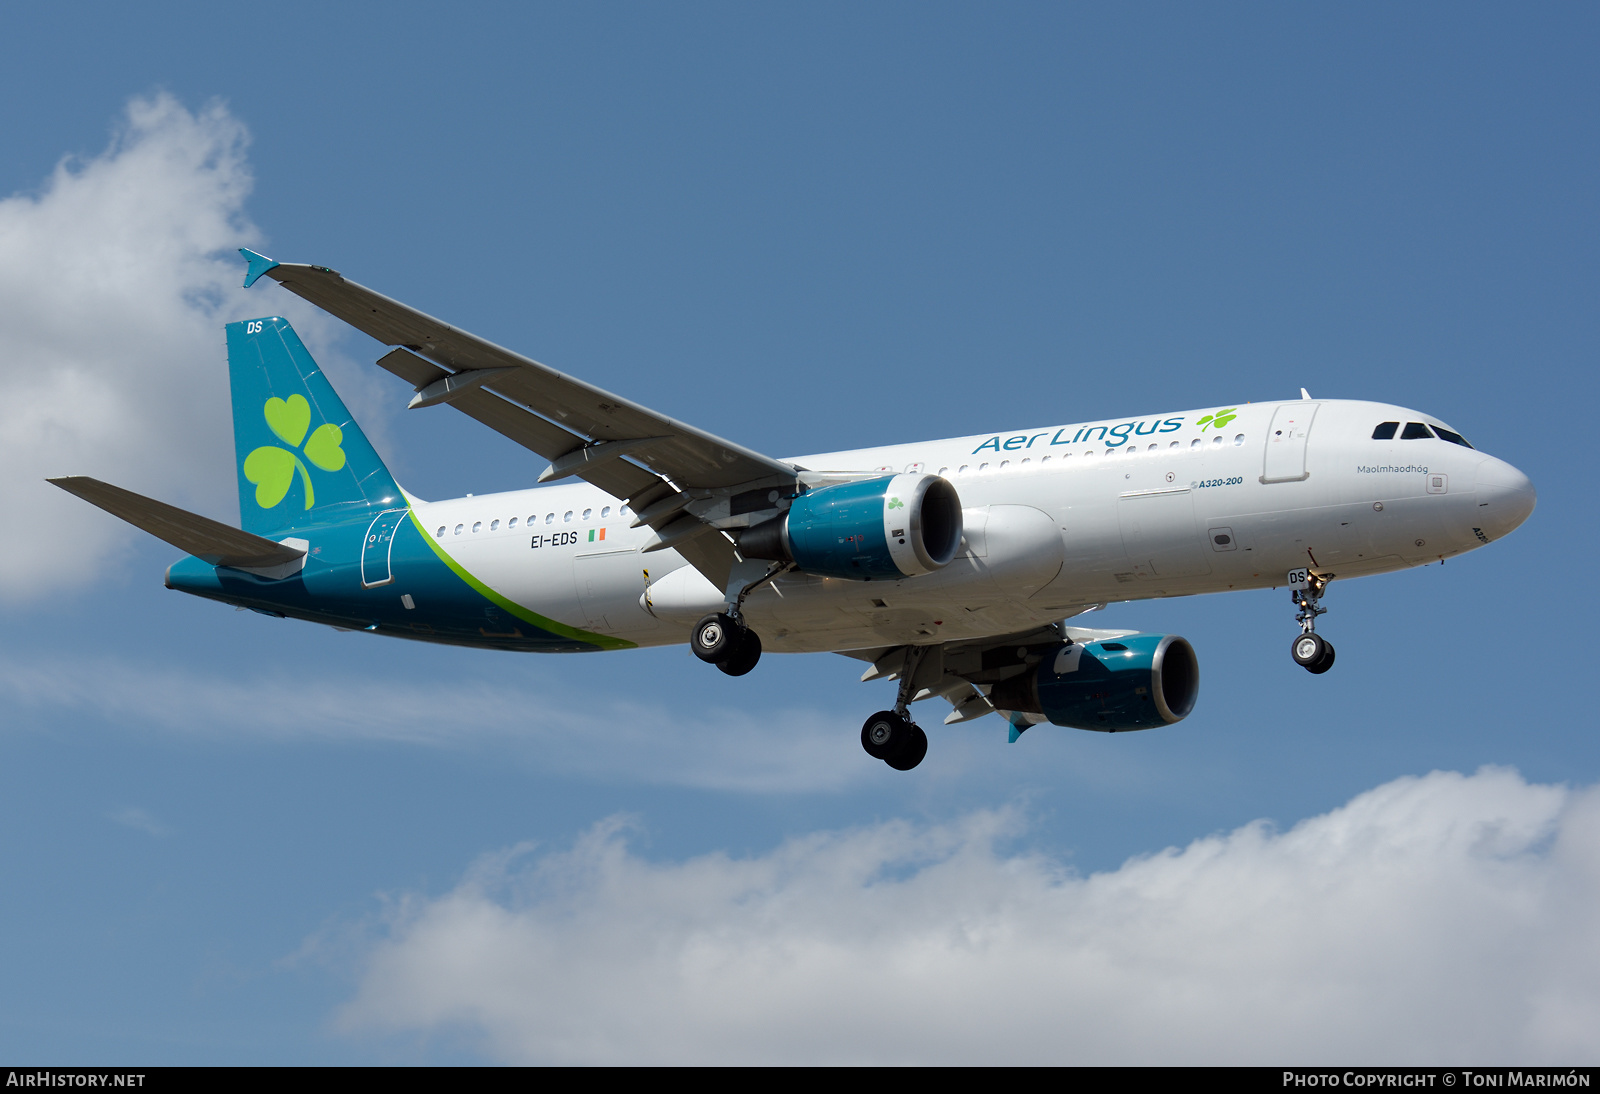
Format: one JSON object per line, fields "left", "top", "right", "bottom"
{"left": 1300, "top": 387, "right": 1313, "bottom": 400}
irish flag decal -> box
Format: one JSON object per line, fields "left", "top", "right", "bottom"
{"left": 588, "top": 527, "right": 607, "bottom": 543}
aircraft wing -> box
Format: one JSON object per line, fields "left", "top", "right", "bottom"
{"left": 242, "top": 251, "right": 802, "bottom": 589}
{"left": 846, "top": 618, "right": 1131, "bottom": 728}
{"left": 245, "top": 253, "right": 792, "bottom": 489}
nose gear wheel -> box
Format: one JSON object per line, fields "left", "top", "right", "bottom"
{"left": 1289, "top": 570, "right": 1337, "bottom": 674}
{"left": 1291, "top": 632, "right": 1336, "bottom": 674}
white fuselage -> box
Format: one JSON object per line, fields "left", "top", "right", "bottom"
{"left": 409, "top": 399, "right": 1534, "bottom": 654}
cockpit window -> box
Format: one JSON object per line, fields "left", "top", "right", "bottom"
{"left": 1401, "top": 422, "right": 1434, "bottom": 440}
{"left": 1432, "top": 425, "right": 1473, "bottom": 449}
{"left": 1372, "top": 422, "right": 1399, "bottom": 440}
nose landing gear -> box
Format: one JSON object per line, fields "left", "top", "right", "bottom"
{"left": 1288, "top": 567, "right": 1336, "bottom": 674}
{"left": 1291, "top": 631, "right": 1335, "bottom": 673}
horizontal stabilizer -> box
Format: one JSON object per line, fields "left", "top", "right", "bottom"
{"left": 48, "top": 476, "right": 306, "bottom": 570}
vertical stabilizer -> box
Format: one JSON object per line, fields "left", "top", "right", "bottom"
{"left": 226, "top": 317, "right": 402, "bottom": 536}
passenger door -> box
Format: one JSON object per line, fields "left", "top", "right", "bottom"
{"left": 1262, "top": 403, "right": 1319, "bottom": 484}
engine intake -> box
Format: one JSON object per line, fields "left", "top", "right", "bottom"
{"left": 740, "top": 474, "right": 963, "bottom": 581}
{"left": 989, "top": 634, "right": 1199, "bottom": 732}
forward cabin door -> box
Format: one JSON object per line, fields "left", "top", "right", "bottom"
{"left": 1261, "top": 403, "right": 1319, "bottom": 484}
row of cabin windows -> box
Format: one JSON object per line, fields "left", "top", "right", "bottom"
{"left": 431, "top": 432, "right": 1257, "bottom": 537}
{"left": 934, "top": 434, "right": 1247, "bottom": 476}
{"left": 435, "top": 504, "right": 633, "bottom": 539}
{"left": 1371, "top": 421, "right": 1474, "bottom": 448}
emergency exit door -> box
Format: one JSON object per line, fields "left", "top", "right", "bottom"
{"left": 361, "top": 508, "right": 409, "bottom": 587}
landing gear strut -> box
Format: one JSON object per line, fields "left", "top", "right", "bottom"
{"left": 688, "top": 560, "right": 789, "bottom": 678}
{"left": 858, "top": 646, "right": 931, "bottom": 770}
{"left": 1288, "top": 568, "right": 1336, "bottom": 674}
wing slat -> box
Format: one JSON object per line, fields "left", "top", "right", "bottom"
{"left": 266, "top": 264, "right": 794, "bottom": 491}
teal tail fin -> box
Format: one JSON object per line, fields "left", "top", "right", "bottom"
{"left": 226, "top": 317, "right": 402, "bottom": 536}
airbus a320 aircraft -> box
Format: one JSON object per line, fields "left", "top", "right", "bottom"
{"left": 50, "top": 250, "right": 1536, "bottom": 771}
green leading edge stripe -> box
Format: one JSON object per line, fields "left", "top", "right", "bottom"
{"left": 407, "top": 510, "right": 636, "bottom": 651}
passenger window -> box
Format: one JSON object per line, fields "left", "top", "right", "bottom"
{"left": 490, "top": 519, "right": 500, "bottom": 531}
{"left": 472, "top": 522, "right": 482, "bottom": 533}
{"left": 999, "top": 461, "right": 1009, "bottom": 469}
{"left": 1191, "top": 438, "right": 1203, "bottom": 449}
{"left": 1169, "top": 441, "right": 1180, "bottom": 449}
{"left": 1233, "top": 434, "right": 1244, "bottom": 446}
{"left": 1211, "top": 435, "right": 1223, "bottom": 446}
{"left": 545, "top": 513, "right": 555, "bottom": 525}
{"left": 454, "top": 524, "right": 464, "bottom": 536}
{"left": 958, "top": 465, "right": 969, "bottom": 474}
{"left": 978, "top": 462, "right": 989, "bottom": 471}
{"left": 1372, "top": 422, "right": 1399, "bottom": 440}
{"left": 564, "top": 511, "right": 573, "bottom": 522}
{"left": 938, "top": 467, "right": 949, "bottom": 477}
{"left": 601, "top": 506, "right": 611, "bottom": 518}
{"left": 582, "top": 508, "right": 592, "bottom": 520}
{"left": 1401, "top": 422, "right": 1433, "bottom": 440}
{"left": 435, "top": 526, "right": 446, "bottom": 538}
{"left": 509, "top": 517, "right": 518, "bottom": 528}
{"left": 1432, "top": 426, "right": 1474, "bottom": 449}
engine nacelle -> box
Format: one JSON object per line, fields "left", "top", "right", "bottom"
{"left": 988, "top": 634, "right": 1199, "bottom": 732}
{"left": 740, "top": 474, "right": 963, "bottom": 581}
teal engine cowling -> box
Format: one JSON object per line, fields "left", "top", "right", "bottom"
{"left": 739, "top": 473, "right": 963, "bottom": 581}
{"left": 988, "top": 634, "right": 1199, "bottom": 732}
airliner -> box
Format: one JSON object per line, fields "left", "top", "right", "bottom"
{"left": 49, "top": 249, "right": 1537, "bottom": 770}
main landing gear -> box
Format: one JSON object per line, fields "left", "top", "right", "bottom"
{"left": 688, "top": 560, "right": 790, "bottom": 678}
{"left": 1289, "top": 568, "right": 1336, "bottom": 674}
{"left": 691, "top": 612, "right": 762, "bottom": 676}
{"left": 861, "top": 710, "right": 928, "bottom": 771}
{"left": 858, "top": 645, "right": 931, "bottom": 770}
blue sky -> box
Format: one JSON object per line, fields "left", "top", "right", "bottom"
{"left": 0, "top": 4, "right": 1596, "bottom": 1063}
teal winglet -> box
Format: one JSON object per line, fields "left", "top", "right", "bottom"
{"left": 239, "top": 248, "right": 279, "bottom": 289}
{"left": 1006, "top": 712, "right": 1032, "bottom": 743}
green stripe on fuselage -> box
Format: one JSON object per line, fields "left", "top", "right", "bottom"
{"left": 407, "top": 509, "right": 635, "bottom": 651}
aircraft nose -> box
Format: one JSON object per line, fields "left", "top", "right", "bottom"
{"left": 1474, "top": 456, "right": 1536, "bottom": 540}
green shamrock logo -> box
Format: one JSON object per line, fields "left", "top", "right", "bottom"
{"left": 1197, "top": 408, "right": 1238, "bottom": 431}
{"left": 887, "top": 496, "right": 904, "bottom": 509}
{"left": 243, "top": 395, "right": 346, "bottom": 509}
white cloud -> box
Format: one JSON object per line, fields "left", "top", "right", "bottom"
{"left": 0, "top": 95, "right": 382, "bottom": 601}
{"left": 0, "top": 653, "right": 867, "bottom": 793}
{"left": 336, "top": 768, "right": 1600, "bottom": 1064}
{"left": 0, "top": 95, "right": 258, "bottom": 598}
